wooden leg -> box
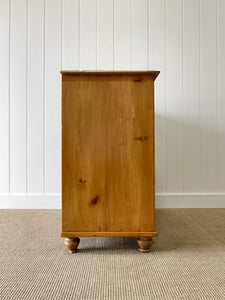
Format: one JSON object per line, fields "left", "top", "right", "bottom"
{"left": 137, "top": 237, "right": 153, "bottom": 253}
{"left": 64, "top": 237, "right": 80, "bottom": 253}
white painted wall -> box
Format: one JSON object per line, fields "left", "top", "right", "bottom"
{"left": 0, "top": 0, "right": 225, "bottom": 208}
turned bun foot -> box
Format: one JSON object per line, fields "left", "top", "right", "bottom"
{"left": 137, "top": 237, "right": 153, "bottom": 253}
{"left": 64, "top": 237, "right": 80, "bottom": 253}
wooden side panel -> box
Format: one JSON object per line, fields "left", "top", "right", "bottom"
{"left": 62, "top": 76, "right": 106, "bottom": 232}
{"left": 105, "top": 76, "right": 155, "bottom": 232}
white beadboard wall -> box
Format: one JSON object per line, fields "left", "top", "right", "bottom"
{"left": 0, "top": 0, "right": 225, "bottom": 208}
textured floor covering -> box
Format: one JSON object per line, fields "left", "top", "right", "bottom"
{"left": 0, "top": 209, "right": 224, "bottom": 300}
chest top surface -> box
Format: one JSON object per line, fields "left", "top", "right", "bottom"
{"left": 61, "top": 70, "right": 160, "bottom": 80}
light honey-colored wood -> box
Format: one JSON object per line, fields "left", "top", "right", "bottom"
{"left": 137, "top": 237, "right": 153, "bottom": 253}
{"left": 62, "top": 75, "right": 106, "bottom": 233}
{"left": 105, "top": 74, "right": 155, "bottom": 232}
{"left": 61, "top": 71, "right": 159, "bottom": 252}
{"left": 64, "top": 237, "right": 80, "bottom": 253}
{"left": 61, "top": 231, "right": 158, "bottom": 238}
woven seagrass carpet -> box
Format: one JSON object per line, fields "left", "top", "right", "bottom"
{"left": 0, "top": 209, "right": 224, "bottom": 300}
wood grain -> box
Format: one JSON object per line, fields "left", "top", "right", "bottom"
{"left": 105, "top": 75, "right": 155, "bottom": 232}
{"left": 62, "top": 76, "right": 106, "bottom": 232}
{"left": 137, "top": 237, "right": 153, "bottom": 252}
{"left": 62, "top": 72, "right": 158, "bottom": 239}
{"left": 61, "top": 231, "right": 158, "bottom": 238}
{"left": 64, "top": 237, "right": 80, "bottom": 253}
{"left": 61, "top": 71, "right": 160, "bottom": 79}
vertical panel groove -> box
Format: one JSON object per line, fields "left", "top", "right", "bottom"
{"left": 132, "top": 0, "right": 148, "bottom": 70}
{"left": 165, "top": 0, "right": 167, "bottom": 194}
{"left": 96, "top": 0, "right": 98, "bottom": 69}
{"left": 166, "top": 0, "right": 183, "bottom": 192}
{"left": 181, "top": 0, "right": 184, "bottom": 193}
{"left": 183, "top": 0, "right": 201, "bottom": 192}
{"left": 61, "top": 0, "right": 62, "bottom": 70}
{"left": 1, "top": 0, "right": 223, "bottom": 203}
{"left": 199, "top": 0, "right": 202, "bottom": 194}
{"left": 43, "top": 0, "right": 45, "bottom": 193}
{"left": 10, "top": 0, "right": 27, "bottom": 193}
{"left": 148, "top": 0, "right": 150, "bottom": 70}
{"left": 78, "top": 0, "right": 80, "bottom": 70}
{"left": 130, "top": 0, "right": 132, "bottom": 70}
{"left": 114, "top": 0, "right": 131, "bottom": 70}
{"left": 113, "top": 0, "right": 114, "bottom": 70}
{"left": 216, "top": 0, "right": 219, "bottom": 194}
{"left": 26, "top": 0, "right": 28, "bottom": 194}
{"left": 9, "top": 0, "right": 11, "bottom": 194}
{"left": 80, "top": 0, "right": 97, "bottom": 69}
{"left": 74, "top": 0, "right": 76, "bottom": 69}
{"left": 200, "top": 0, "right": 217, "bottom": 192}
{"left": 217, "top": 0, "right": 225, "bottom": 192}
{"left": 60, "top": 0, "right": 62, "bottom": 194}
{"left": 27, "top": 0, "right": 45, "bottom": 193}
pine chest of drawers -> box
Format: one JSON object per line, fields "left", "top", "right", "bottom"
{"left": 61, "top": 71, "right": 159, "bottom": 253}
